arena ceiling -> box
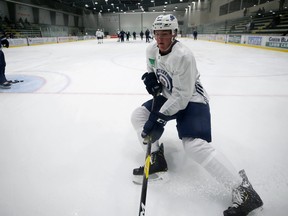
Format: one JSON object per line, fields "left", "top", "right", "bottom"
{"left": 58, "top": 0, "right": 207, "bottom": 13}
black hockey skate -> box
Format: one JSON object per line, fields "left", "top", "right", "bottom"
{"left": 0, "top": 81, "right": 11, "bottom": 89}
{"left": 133, "top": 143, "right": 168, "bottom": 184}
{"left": 223, "top": 170, "right": 263, "bottom": 216}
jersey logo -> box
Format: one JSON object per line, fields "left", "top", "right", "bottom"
{"left": 157, "top": 118, "right": 167, "bottom": 125}
{"left": 149, "top": 58, "right": 155, "bottom": 67}
{"left": 156, "top": 69, "right": 173, "bottom": 92}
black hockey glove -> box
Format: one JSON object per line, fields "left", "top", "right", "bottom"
{"left": 142, "top": 72, "right": 162, "bottom": 96}
{"left": 141, "top": 111, "right": 168, "bottom": 144}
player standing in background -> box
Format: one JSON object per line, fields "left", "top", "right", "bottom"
{"left": 145, "top": 29, "right": 150, "bottom": 43}
{"left": 117, "top": 30, "right": 121, "bottom": 42}
{"left": 140, "top": 30, "right": 144, "bottom": 40}
{"left": 96, "top": 29, "right": 104, "bottom": 44}
{"left": 133, "top": 31, "right": 137, "bottom": 40}
{"left": 0, "top": 36, "right": 11, "bottom": 89}
{"left": 131, "top": 14, "right": 263, "bottom": 216}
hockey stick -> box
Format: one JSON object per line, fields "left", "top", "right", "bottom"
{"left": 8, "top": 80, "right": 24, "bottom": 84}
{"left": 138, "top": 95, "right": 157, "bottom": 216}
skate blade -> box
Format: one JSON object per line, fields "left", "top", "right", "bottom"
{"left": 0, "top": 86, "right": 11, "bottom": 89}
{"left": 249, "top": 206, "right": 264, "bottom": 216}
{"left": 132, "top": 172, "right": 169, "bottom": 185}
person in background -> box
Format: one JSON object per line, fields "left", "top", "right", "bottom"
{"left": 193, "top": 29, "right": 198, "bottom": 40}
{"left": 96, "top": 29, "right": 104, "bottom": 44}
{"left": 133, "top": 31, "right": 137, "bottom": 40}
{"left": 145, "top": 29, "right": 150, "bottom": 43}
{"left": 126, "top": 31, "right": 130, "bottom": 41}
{"left": 140, "top": 30, "right": 144, "bottom": 40}
{"left": 243, "top": 7, "right": 247, "bottom": 17}
{"left": 0, "top": 36, "right": 11, "bottom": 89}
{"left": 120, "top": 30, "right": 125, "bottom": 42}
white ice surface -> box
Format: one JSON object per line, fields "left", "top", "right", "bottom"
{"left": 0, "top": 38, "right": 288, "bottom": 216}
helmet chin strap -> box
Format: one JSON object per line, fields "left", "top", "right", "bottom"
{"left": 171, "top": 35, "right": 176, "bottom": 42}
{"left": 171, "top": 30, "right": 177, "bottom": 42}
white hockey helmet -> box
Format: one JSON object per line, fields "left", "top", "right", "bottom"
{"left": 152, "top": 14, "right": 178, "bottom": 34}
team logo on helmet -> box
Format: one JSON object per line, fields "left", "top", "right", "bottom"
{"left": 156, "top": 15, "right": 163, "bottom": 21}
{"left": 153, "top": 14, "right": 178, "bottom": 33}
{"left": 169, "top": 15, "right": 175, "bottom": 21}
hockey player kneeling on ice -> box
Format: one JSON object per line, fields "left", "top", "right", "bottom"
{"left": 131, "top": 14, "right": 263, "bottom": 216}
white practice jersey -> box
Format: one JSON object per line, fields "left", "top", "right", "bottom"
{"left": 96, "top": 30, "right": 104, "bottom": 37}
{"left": 146, "top": 41, "right": 209, "bottom": 116}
